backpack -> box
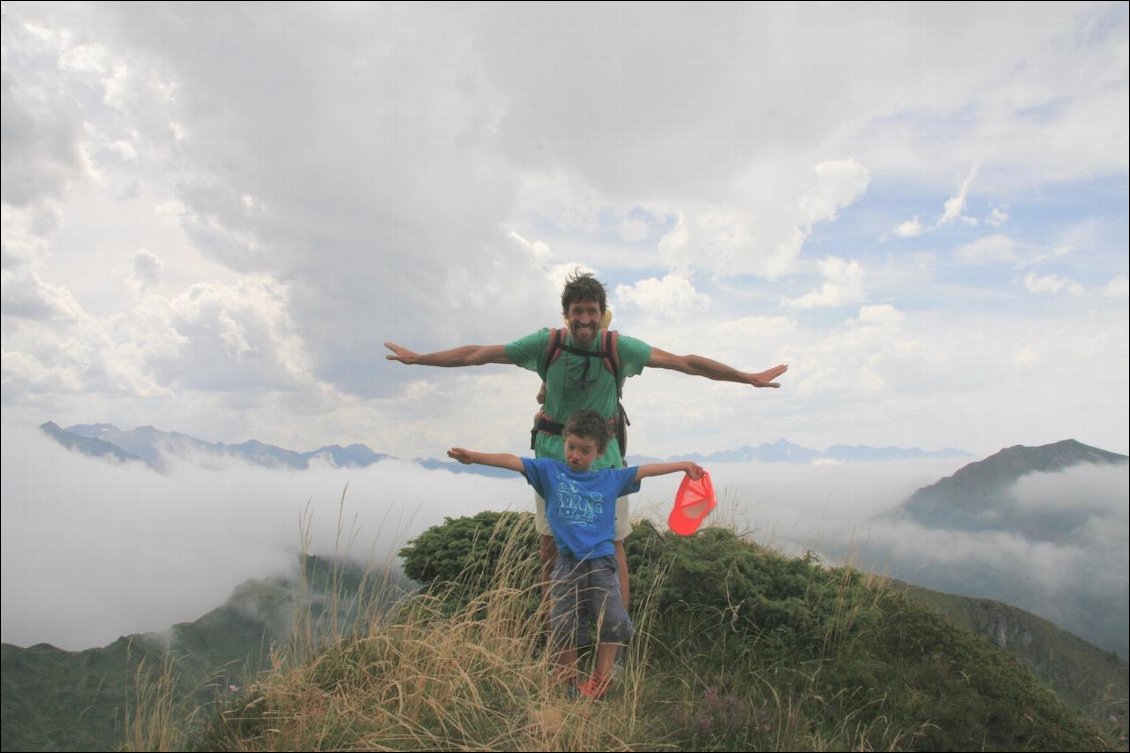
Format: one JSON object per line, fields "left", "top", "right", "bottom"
{"left": 531, "top": 328, "right": 631, "bottom": 457}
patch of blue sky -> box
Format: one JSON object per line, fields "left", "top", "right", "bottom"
{"left": 811, "top": 173, "right": 1125, "bottom": 258}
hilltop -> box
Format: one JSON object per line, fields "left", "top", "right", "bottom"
{"left": 6, "top": 513, "right": 1121, "bottom": 752}
{"left": 185, "top": 514, "right": 1122, "bottom": 751}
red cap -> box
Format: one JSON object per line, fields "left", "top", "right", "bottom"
{"left": 668, "top": 471, "right": 716, "bottom": 536}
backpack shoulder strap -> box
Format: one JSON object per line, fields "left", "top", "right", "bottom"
{"left": 541, "top": 327, "right": 564, "bottom": 377}
{"left": 604, "top": 330, "right": 622, "bottom": 397}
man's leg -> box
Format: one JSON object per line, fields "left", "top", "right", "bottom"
{"left": 539, "top": 534, "right": 557, "bottom": 589}
{"left": 535, "top": 493, "right": 556, "bottom": 611}
{"left": 614, "top": 540, "right": 629, "bottom": 609}
{"left": 613, "top": 495, "right": 632, "bottom": 609}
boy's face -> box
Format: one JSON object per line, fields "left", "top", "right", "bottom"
{"left": 563, "top": 432, "right": 601, "bottom": 471}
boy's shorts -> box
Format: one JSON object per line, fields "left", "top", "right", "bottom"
{"left": 549, "top": 554, "right": 634, "bottom": 649}
{"left": 535, "top": 493, "right": 632, "bottom": 541}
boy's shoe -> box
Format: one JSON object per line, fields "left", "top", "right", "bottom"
{"left": 577, "top": 672, "right": 611, "bottom": 700}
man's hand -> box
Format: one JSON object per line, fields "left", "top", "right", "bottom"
{"left": 384, "top": 342, "right": 419, "bottom": 364}
{"left": 747, "top": 364, "right": 788, "bottom": 388}
{"left": 447, "top": 448, "right": 474, "bottom": 465}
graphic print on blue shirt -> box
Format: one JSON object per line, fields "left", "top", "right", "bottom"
{"left": 522, "top": 457, "right": 640, "bottom": 560}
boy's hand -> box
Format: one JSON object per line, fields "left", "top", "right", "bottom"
{"left": 448, "top": 448, "right": 473, "bottom": 465}
{"left": 684, "top": 462, "right": 705, "bottom": 480}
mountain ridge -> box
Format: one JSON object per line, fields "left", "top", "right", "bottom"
{"left": 895, "top": 438, "right": 1128, "bottom": 538}
{"left": 41, "top": 421, "right": 973, "bottom": 473}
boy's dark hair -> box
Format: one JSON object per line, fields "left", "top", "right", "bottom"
{"left": 563, "top": 409, "right": 611, "bottom": 453}
{"left": 561, "top": 270, "right": 607, "bottom": 315}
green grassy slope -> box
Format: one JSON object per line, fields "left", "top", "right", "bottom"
{"left": 190, "top": 513, "right": 1121, "bottom": 752}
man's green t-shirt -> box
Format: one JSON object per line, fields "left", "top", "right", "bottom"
{"left": 505, "top": 328, "right": 651, "bottom": 469}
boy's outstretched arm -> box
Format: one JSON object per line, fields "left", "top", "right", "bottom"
{"left": 447, "top": 448, "right": 525, "bottom": 474}
{"left": 635, "top": 461, "right": 706, "bottom": 483}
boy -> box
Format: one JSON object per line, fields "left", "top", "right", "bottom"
{"left": 448, "top": 409, "right": 706, "bottom": 699}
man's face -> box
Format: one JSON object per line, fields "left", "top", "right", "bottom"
{"left": 563, "top": 432, "right": 601, "bottom": 471}
{"left": 565, "top": 299, "right": 603, "bottom": 346}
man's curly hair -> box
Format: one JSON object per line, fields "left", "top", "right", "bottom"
{"left": 561, "top": 269, "right": 607, "bottom": 315}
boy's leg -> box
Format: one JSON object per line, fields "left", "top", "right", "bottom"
{"left": 548, "top": 556, "right": 581, "bottom": 686}
{"left": 593, "top": 642, "right": 619, "bottom": 681}
{"left": 578, "top": 556, "right": 634, "bottom": 699}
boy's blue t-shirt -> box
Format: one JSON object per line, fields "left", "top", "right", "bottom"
{"left": 521, "top": 457, "right": 641, "bottom": 559}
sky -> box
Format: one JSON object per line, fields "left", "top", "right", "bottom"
{"left": 2, "top": 3, "right": 1129, "bottom": 652}
{"left": 1, "top": 2, "right": 1127, "bottom": 463}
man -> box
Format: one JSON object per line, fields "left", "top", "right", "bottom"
{"left": 384, "top": 270, "right": 787, "bottom": 606}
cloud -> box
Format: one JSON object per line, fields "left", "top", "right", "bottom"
{"left": 5, "top": 415, "right": 1127, "bottom": 655}
{"left": 656, "top": 159, "right": 870, "bottom": 280}
{"left": 938, "top": 167, "right": 979, "bottom": 227}
{"left": 507, "top": 230, "right": 552, "bottom": 262}
{"left": 0, "top": 2, "right": 1126, "bottom": 467}
{"left": 0, "top": 38, "right": 89, "bottom": 207}
{"left": 858, "top": 304, "right": 906, "bottom": 323}
{"left": 1023, "top": 272, "right": 1085, "bottom": 295}
{"left": 615, "top": 273, "right": 710, "bottom": 316}
{"left": 0, "top": 420, "right": 524, "bottom": 650}
{"left": 1104, "top": 275, "right": 1129, "bottom": 298}
{"left": 894, "top": 167, "right": 986, "bottom": 238}
{"left": 781, "top": 257, "right": 865, "bottom": 309}
{"left": 953, "top": 233, "right": 1017, "bottom": 264}
{"left": 130, "top": 248, "right": 163, "bottom": 291}
{"left": 894, "top": 216, "right": 925, "bottom": 237}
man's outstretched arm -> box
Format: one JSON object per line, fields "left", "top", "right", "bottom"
{"left": 646, "top": 347, "right": 787, "bottom": 388}
{"left": 384, "top": 342, "right": 513, "bottom": 367}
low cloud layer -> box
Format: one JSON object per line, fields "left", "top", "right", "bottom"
{"left": 3, "top": 419, "right": 1127, "bottom": 654}
{"left": 1, "top": 422, "right": 519, "bottom": 649}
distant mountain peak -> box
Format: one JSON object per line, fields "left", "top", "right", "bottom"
{"left": 46, "top": 423, "right": 389, "bottom": 471}
{"left": 38, "top": 422, "right": 145, "bottom": 466}
{"left": 895, "top": 438, "right": 1128, "bottom": 537}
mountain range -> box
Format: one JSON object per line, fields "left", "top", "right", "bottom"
{"left": 39, "top": 421, "right": 971, "bottom": 472}
{"left": 877, "top": 438, "right": 1128, "bottom": 659}
{"left": 895, "top": 438, "right": 1128, "bottom": 540}
{"left": 5, "top": 430, "right": 1127, "bottom": 750}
